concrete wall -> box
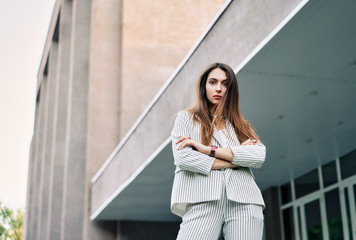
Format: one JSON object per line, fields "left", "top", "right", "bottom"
{"left": 263, "top": 187, "right": 282, "bottom": 240}
{"left": 85, "top": 0, "right": 123, "bottom": 239}
{"left": 120, "top": 0, "right": 226, "bottom": 139}
{"left": 118, "top": 221, "right": 180, "bottom": 240}
{"left": 47, "top": 1, "right": 72, "bottom": 239}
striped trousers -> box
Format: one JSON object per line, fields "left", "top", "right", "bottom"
{"left": 176, "top": 174, "right": 264, "bottom": 240}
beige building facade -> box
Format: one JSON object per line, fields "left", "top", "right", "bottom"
{"left": 24, "top": 0, "right": 225, "bottom": 239}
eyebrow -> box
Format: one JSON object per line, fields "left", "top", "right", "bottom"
{"left": 208, "top": 77, "right": 228, "bottom": 81}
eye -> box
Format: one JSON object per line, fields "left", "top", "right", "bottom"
{"left": 223, "top": 81, "right": 229, "bottom": 87}
{"left": 208, "top": 80, "right": 216, "bottom": 85}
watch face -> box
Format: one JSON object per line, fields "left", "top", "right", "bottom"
{"left": 210, "top": 145, "right": 217, "bottom": 157}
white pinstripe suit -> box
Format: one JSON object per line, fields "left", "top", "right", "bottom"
{"left": 171, "top": 111, "right": 266, "bottom": 239}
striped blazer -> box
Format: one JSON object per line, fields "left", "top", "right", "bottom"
{"left": 171, "top": 111, "right": 266, "bottom": 217}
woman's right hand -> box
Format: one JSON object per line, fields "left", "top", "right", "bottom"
{"left": 241, "top": 139, "right": 257, "bottom": 146}
{"left": 211, "top": 158, "right": 240, "bottom": 170}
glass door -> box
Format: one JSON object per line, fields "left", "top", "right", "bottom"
{"left": 324, "top": 188, "right": 344, "bottom": 240}
{"left": 299, "top": 199, "right": 324, "bottom": 240}
{"left": 340, "top": 182, "right": 356, "bottom": 240}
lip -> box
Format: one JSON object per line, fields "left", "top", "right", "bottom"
{"left": 213, "top": 95, "right": 222, "bottom": 99}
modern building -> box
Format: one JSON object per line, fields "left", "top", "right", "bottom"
{"left": 24, "top": 0, "right": 356, "bottom": 239}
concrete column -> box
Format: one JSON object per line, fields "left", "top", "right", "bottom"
{"left": 31, "top": 76, "right": 48, "bottom": 240}
{"left": 84, "top": 0, "right": 123, "bottom": 238}
{"left": 23, "top": 142, "right": 33, "bottom": 240}
{"left": 61, "top": 0, "right": 91, "bottom": 239}
{"left": 37, "top": 41, "right": 59, "bottom": 240}
{"left": 46, "top": 1, "right": 73, "bottom": 240}
{"left": 87, "top": 0, "right": 122, "bottom": 189}
{"left": 263, "top": 187, "right": 282, "bottom": 240}
{"left": 24, "top": 94, "right": 41, "bottom": 240}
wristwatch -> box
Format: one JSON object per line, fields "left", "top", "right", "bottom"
{"left": 209, "top": 145, "right": 217, "bottom": 157}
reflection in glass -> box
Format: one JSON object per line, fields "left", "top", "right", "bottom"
{"left": 297, "top": 206, "right": 302, "bottom": 240}
{"left": 353, "top": 184, "right": 356, "bottom": 240}
{"left": 344, "top": 188, "right": 352, "bottom": 239}
{"left": 325, "top": 189, "right": 344, "bottom": 240}
{"left": 295, "top": 169, "right": 319, "bottom": 199}
{"left": 354, "top": 184, "right": 356, "bottom": 212}
{"left": 281, "top": 182, "right": 292, "bottom": 204}
{"left": 340, "top": 149, "right": 356, "bottom": 179}
{"left": 305, "top": 200, "right": 323, "bottom": 240}
{"left": 322, "top": 161, "right": 337, "bottom": 188}
{"left": 283, "top": 207, "right": 295, "bottom": 240}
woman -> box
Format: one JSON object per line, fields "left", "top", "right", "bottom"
{"left": 171, "top": 63, "right": 266, "bottom": 240}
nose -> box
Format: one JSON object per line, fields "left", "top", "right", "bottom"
{"left": 216, "top": 83, "right": 222, "bottom": 92}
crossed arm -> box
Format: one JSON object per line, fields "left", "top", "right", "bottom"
{"left": 171, "top": 112, "right": 265, "bottom": 174}
{"left": 176, "top": 136, "right": 257, "bottom": 170}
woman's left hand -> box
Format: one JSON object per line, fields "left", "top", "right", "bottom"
{"left": 176, "top": 136, "right": 210, "bottom": 154}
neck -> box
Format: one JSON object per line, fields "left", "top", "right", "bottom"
{"left": 208, "top": 104, "right": 217, "bottom": 114}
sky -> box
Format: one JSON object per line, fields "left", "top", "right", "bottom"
{"left": 0, "top": 0, "right": 56, "bottom": 210}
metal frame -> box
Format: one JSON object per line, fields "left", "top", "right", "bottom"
{"left": 280, "top": 157, "right": 356, "bottom": 240}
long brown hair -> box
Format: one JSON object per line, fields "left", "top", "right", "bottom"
{"left": 188, "top": 62, "right": 259, "bottom": 145}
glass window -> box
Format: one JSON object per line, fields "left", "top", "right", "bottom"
{"left": 305, "top": 199, "right": 323, "bottom": 240}
{"left": 340, "top": 149, "right": 356, "bottom": 180}
{"left": 297, "top": 206, "right": 302, "bottom": 240}
{"left": 325, "top": 189, "right": 344, "bottom": 240}
{"left": 344, "top": 188, "right": 353, "bottom": 240}
{"left": 354, "top": 184, "right": 356, "bottom": 212}
{"left": 322, "top": 161, "right": 337, "bottom": 187}
{"left": 295, "top": 169, "right": 319, "bottom": 199}
{"left": 281, "top": 182, "right": 292, "bottom": 204}
{"left": 282, "top": 207, "right": 295, "bottom": 240}
{"left": 352, "top": 184, "right": 356, "bottom": 240}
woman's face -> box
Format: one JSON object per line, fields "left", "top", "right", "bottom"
{"left": 205, "top": 68, "right": 228, "bottom": 106}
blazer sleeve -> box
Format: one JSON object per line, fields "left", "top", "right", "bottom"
{"left": 229, "top": 141, "right": 266, "bottom": 168}
{"left": 171, "top": 111, "right": 215, "bottom": 175}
